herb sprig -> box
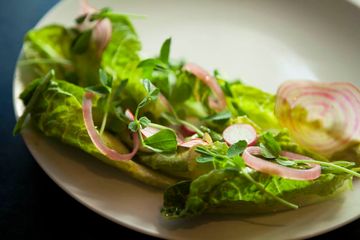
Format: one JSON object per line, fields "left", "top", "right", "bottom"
{"left": 128, "top": 79, "right": 178, "bottom": 153}
{"left": 86, "top": 69, "right": 128, "bottom": 135}
{"left": 195, "top": 141, "right": 299, "bottom": 209}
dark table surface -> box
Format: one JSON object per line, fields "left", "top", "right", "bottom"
{"left": 1, "top": 0, "right": 359, "bottom": 239}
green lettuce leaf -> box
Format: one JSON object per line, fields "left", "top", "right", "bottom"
{"left": 161, "top": 168, "right": 352, "bottom": 218}
{"left": 21, "top": 25, "right": 76, "bottom": 81}
{"left": 138, "top": 148, "right": 212, "bottom": 179}
{"left": 19, "top": 78, "right": 177, "bottom": 189}
{"left": 229, "top": 83, "right": 279, "bottom": 130}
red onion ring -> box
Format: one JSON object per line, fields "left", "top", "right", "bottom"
{"left": 242, "top": 146, "right": 321, "bottom": 180}
{"left": 275, "top": 80, "right": 360, "bottom": 158}
{"left": 183, "top": 63, "right": 226, "bottom": 112}
{"left": 83, "top": 92, "right": 139, "bottom": 160}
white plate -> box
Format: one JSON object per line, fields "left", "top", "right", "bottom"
{"left": 13, "top": 0, "right": 360, "bottom": 239}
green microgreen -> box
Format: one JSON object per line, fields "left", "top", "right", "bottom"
{"left": 127, "top": 79, "right": 177, "bottom": 153}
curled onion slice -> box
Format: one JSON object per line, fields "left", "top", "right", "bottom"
{"left": 223, "top": 124, "right": 257, "bottom": 146}
{"left": 275, "top": 81, "right": 360, "bottom": 158}
{"left": 179, "top": 138, "right": 208, "bottom": 148}
{"left": 83, "top": 92, "right": 139, "bottom": 160}
{"left": 183, "top": 63, "right": 226, "bottom": 112}
{"left": 93, "top": 18, "right": 112, "bottom": 56}
{"left": 242, "top": 146, "right": 321, "bottom": 180}
{"left": 79, "top": 0, "right": 112, "bottom": 56}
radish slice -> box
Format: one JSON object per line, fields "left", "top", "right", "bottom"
{"left": 242, "top": 146, "right": 321, "bottom": 180}
{"left": 83, "top": 92, "right": 139, "bottom": 160}
{"left": 180, "top": 124, "right": 197, "bottom": 137}
{"left": 141, "top": 126, "right": 160, "bottom": 138}
{"left": 223, "top": 124, "right": 257, "bottom": 146}
{"left": 275, "top": 80, "right": 360, "bottom": 158}
{"left": 179, "top": 138, "right": 208, "bottom": 148}
{"left": 183, "top": 63, "right": 226, "bottom": 112}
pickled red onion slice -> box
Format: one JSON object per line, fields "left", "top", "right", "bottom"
{"left": 82, "top": 92, "right": 139, "bottom": 160}
{"left": 242, "top": 146, "right": 321, "bottom": 180}
{"left": 183, "top": 63, "right": 226, "bottom": 112}
{"left": 79, "top": 0, "right": 112, "bottom": 56}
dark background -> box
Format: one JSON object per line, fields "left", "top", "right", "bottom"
{"left": 0, "top": 0, "right": 359, "bottom": 239}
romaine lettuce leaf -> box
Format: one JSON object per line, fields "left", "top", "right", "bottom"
{"left": 138, "top": 148, "right": 212, "bottom": 179}
{"left": 20, "top": 78, "right": 177, "bottom": 188}
{"left": 228, "top": 83, "right": 279, "bottom": 130}
{"left": 161, "top": 168, "right": 352, "bottom": 218}
{"left": 22, "top": 25, "right": 76, "bottom": 81}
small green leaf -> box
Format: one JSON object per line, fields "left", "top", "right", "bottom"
{"left": 231, "top": 101, "right": 246, "bottom": 116}
{"left": 321, "top": 160, "right": 357, "bottom": 174}
{"left": 113, "top": 104, "right": 128, "bottom": 123}
{"left": 195, "top": 146, "right": 213, "bottom": 156}
{"left": 137, "top": 58, "right": 167, "bottom": 69}
{"left": 275, "top": 157, "right": 297, "bottom": 167}
{"left": 149, "top": 88, "right": 160, "bottom": 101}
{"left": 260, "top": 143, "right": 276, "bottom": 159}
{"left": 71, "top": 29, "right": 92, "bottom": 54}
{"left": 142, "top": 79, "right": 153, "bottom": 93}
{"left": 159, "top": 38, "right": 171, "bottom": 64}
{"left": 232, "top": 155, "right": 245, "bottom": 168}
{"left": 150, "top": 73, "right": 170, "bottom": 97}
{"left": 128, "top": 121, "right": 139, "bottom": 132}
{"left": 138, "top": 97, "right": 149, "bottom": 108}
{"left": 85, "top": 85, "right": 109, "bottom": 95}
{"left": 75, "top": 14, "right": 87, "bottom": 24}
{"left": 170, "top": 81, "right": 192, "bottom": 104}
{"left": 143, "top": 129, "right": 177, "bottom": 152}
{"left": 331, "top": 161, "right": 356, "bottom": 168}
{"left": 96, "top": 96, "right": 107, "bottom": 110}
{"left": 89, "top": 7, "right": 112, "bottom": 21}
{"left": 204, "top": 111, "right": 232, "bottom": 122}
{"left": 99, "top": 69, "right": 113, "bottom": 88}
{"left": 227, "top": 140, "right": 247, "bottom": 157}
{"left": 196, "top": 156, "right": 214, "bottom": 163}
{"left": 199, "top": 126, "right": 223, "bottom": 141}
{"left": 114, "top": 79, "right": 128, "bottom": 96}
{"left": 13, "top": 70, "right": 54, "bottom": 135}
{"left": 139, "top": 116, "right": 151, "bottom": 128}
{"left": 259, "top": 132, "right": 281, "bottom": 158}
{"left": 221, "top": 81, "right": 233, "bottom": 97}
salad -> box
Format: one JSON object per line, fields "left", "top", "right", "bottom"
{"left": 14, "top": 1, "right": 360, "bottom": 219}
